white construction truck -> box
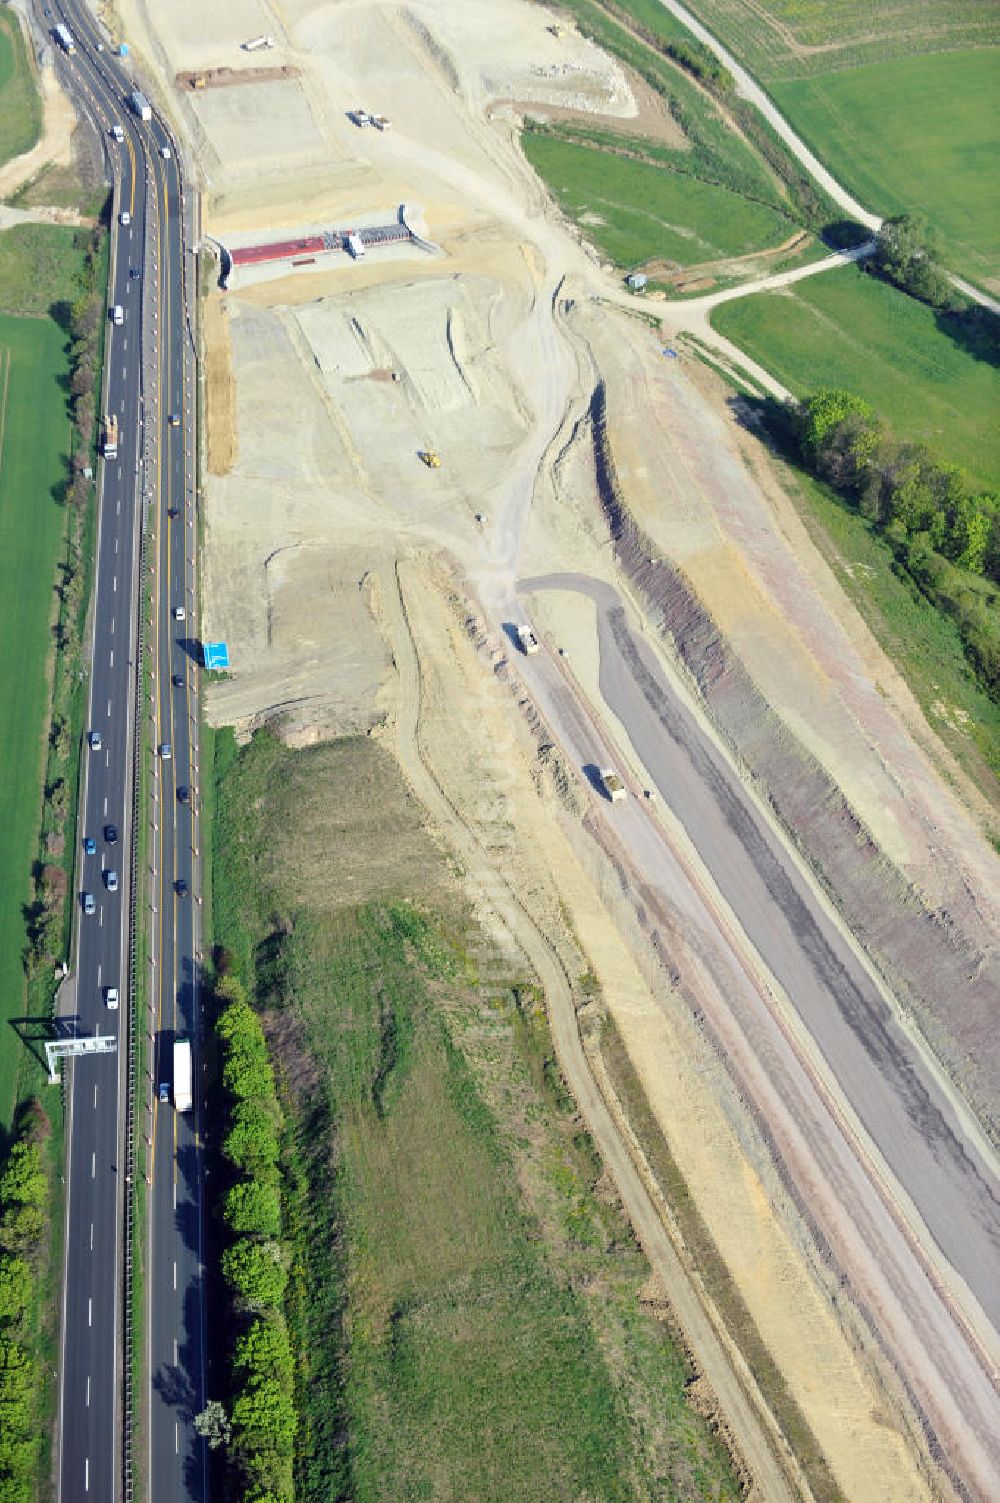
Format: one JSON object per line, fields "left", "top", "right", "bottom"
{"left": 516, "top": 624, "right": 540, "bottom": 655}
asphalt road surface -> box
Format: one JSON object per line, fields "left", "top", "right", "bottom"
{"left": 50, "top": 4, "right": 207, "bottom": 1499}
{"left": 518, "top": 572, "right": 1000, "bottom": 1496}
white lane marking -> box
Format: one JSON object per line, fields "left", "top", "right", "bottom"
{"left": 106, "top": 698, "right": 111, "bottom": 718}
{"left": 173, "top": 1181, "right": 177, "bottom": 1211}
{"left": 103, "top": 796, "right": 108, "bottom": 815}
{"left": 121, "top": 365, "right": 126, "bottom": 379}
{"left": 88, "top": 1298, "right": 92, "bottom": 1328}
{"left": 173, "top": 1262, "right": 177, "bottom": 1291}
{"left": 90, "top": 1222, "right": 94, "bottom": 1250}
{"left": 91, "top": 1153, "right": 96, "bottom": 1179}
{"left": 99, "top": 907, "right": 103, "bottom": 929}
{"left": 97, "top": 963, "right": 102, "bottom": 985}
{"left": 85, "top": 1458, "right": 89, "bottom": 1493}
{"left": 115, "top": 536, "right": 119, "bottom": 553}
{"left": 123, "top": 339, "right": 128, "bottom": 351}
{"left": 111, "top": 616, "right": 115, "bottom": 635}
{"left": 113, "top": 574, "right": 117, "bottom": 593}
{"left": 175, "top": 1423, "right": 179, "bottom": 1455}
{"left": 117, "top": 467, "right": 122, "bottom": 482}
{"left": 86, "top": 1375, "right": 90, "bottom": 1408}
{"left": 110, "top": 650, "right": 114, "bottom": 668}
{"left": 117, "top": 498, "right": 121, "bottom": 515}
{"left": 173, "top": 1339, "right": 178, "bottom": 1365}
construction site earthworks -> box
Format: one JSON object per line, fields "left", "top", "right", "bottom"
{"left": 109, "top": 0, "right": 1000, "bottom": 1498}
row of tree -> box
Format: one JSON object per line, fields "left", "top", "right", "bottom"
{"left": 0, "top": 1102, "right": 52, "bottom": 1501}
{"left": 798, "top": 389, "right": 1000, "bottom": 692}
{"left": 196, "top": 975, "right": 297, "bottom": 1503}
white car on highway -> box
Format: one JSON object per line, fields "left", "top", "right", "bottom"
{"left": 120, "top": 209, "right": 131, "bottom": 226}
{"left": 105, "top": 986, "right": 119, "bottom": 1011}
{"left": 173, "top": 605, "right": 186, "bottom": 621}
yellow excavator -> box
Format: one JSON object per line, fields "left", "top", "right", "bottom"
{"left": 419, "top": 450, "right": 441, "bottom": 468}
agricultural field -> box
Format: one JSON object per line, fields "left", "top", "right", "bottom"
{"left": 684, "top": 0, "right": 999, "bottom": 77}
{"left": 0, "top": 9, "right": 42, "bottom": 170}
{"left": 712, "top": 264, "right": 1000, "bottom": 488}
{"left": 211, "top": 729, "right": 743, "bottom": 1503}
{"left": 0, "top": 298, "right": 77, "bottom": 1126}
{"left": 523, "top": 128, "right": 795, "bottom": 269}
{"left": 772, "top": 51, "right": 1000, "bottom": 281}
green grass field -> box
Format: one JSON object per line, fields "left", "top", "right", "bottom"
{"left": 685, "top": 0, "right": 999, "bottom": 77}
{"left": 0, "top": 9, "right": 42, "bottom": 170}
{"left": 712, "top": 264, "right": 1000, "bottom": 488}
{"left": 212, "top": 730, "right": 742, "bottom": 1502}
{"left": 523, "top": 129, "right": 794, "bottom": 268}
{"left": 772, "top": 51, "right": 1000, "bottom": 279}
{"left": 0, "top": 309, "right": 74, "bottom": 1126}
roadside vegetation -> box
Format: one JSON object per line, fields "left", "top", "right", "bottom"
{"left": 204, "top": 728, "right": 742, "bottom": 1502}
{"left": 0, "top": 1099, "right": 54, "bottom": 1501}
{"left": 0, "top": 220, "right": 107, "bottom": 1124}
{"left": 0, "top": 10, "right": 42, "bottom": 170}
{"left": 712, "top": 263, "right": 1000, "bottom": 490}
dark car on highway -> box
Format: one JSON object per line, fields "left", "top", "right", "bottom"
{"left": 104, "top": 823, "right": 118, "bottom": 844}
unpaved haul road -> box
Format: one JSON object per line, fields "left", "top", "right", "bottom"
{"left": 514, "top": 572, "right": 1000, "bottom": 1499}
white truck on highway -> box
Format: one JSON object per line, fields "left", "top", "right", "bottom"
{"left": 129, "top": 89, "right": 152, "bottom": 122}
{"left": 172, "top": 1038, "right": 193, "bottom": 1112}
{"left": 599, "top": 767, "right": 627, "bottom": 803}
{"left": 110, "top": 304, "right": 124, "bottom": 325}
{"left": 53, "top": 23, "right": 76, "bottom": 55}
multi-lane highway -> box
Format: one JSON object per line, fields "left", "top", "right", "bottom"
{"left": 50, "top": 4, "right": 206, "bottom": 1499}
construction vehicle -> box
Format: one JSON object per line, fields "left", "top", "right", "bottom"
{"left": 242, "top": 35, "right": 274, "bottom": 52}
{"left": 419, "top": 451, "right": 441, "bottom": 468}
{"left": 516, "top": 624, "right": 540, "bottom": 655}
{"left": 346, "top": 232, "right": 365, "bottom": 259}
{"left": 349, "top": 107, "right": 372, "bottom": 127}
{"left": 372, "top": 114, "right": 392, "bottom": 131}
{"left": 102, "top": 413, "right": 119, "bottom": 458}
{"left": 599, "top": 767, "right": 627, "bottom": 803}
{"left": 171, "top": 1037, "right": 193, "bottom": 1111}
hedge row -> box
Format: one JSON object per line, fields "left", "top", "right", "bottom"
{"left": 197, "top": 975, "right": 297, "bottom": 1503}
{"left": 0, "top": 1102, "right": 51, "bottom": 1502}
{"left": 799, "top": 388, "right": 1000, "bottom": 693}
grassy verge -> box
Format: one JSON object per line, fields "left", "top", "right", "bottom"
{"left": 712, "top": 264, "right": 1000, "bottom": 489}
{"left": 522, "top": 125, "right": 797, "bottom": 268}
{"left": 0, "top": 10, "right": 42, "bottom": 170}
{"left": 0, "top": 220, "right": 106, "bottom": 1125}
{"left": 771, "top": 457, "right": 1000, "bottom": 791}
{"left": 208, "top": 727, "right": 743, "bottom": 1502}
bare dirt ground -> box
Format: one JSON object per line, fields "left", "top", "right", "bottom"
{"left": 114, "top": 0, "right": 1000, "bottom": 1497}
{"left": 0, "top": 42, "right": 78, "bottom": 198}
